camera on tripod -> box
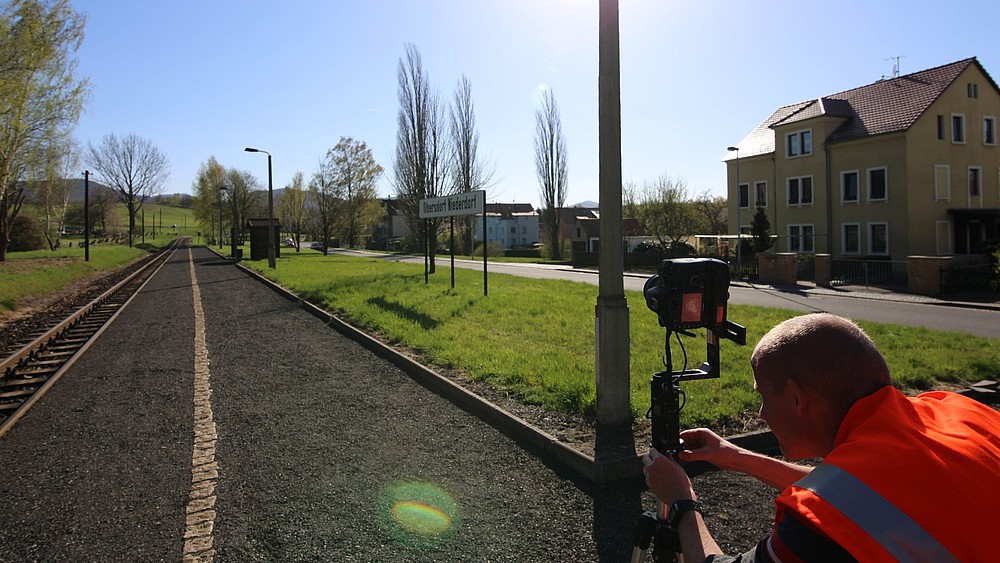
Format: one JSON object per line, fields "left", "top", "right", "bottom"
{"left": 642, "top": 258, "right": 746, "bottom": 453}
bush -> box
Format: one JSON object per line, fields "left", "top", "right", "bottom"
{"left": 9, "top": 215, "right": 46, "bottom": 252}
{"left": 473, "top": 241, "right": 504, "bottom": 258}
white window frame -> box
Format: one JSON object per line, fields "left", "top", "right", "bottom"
{"left": 934, "top": 165, "right": 951, "bottom": 201}
{"left": 787, "top": 176, "right": 814, "bottom": 207}
{"left": 867, "top": 167, "right": 888, "bottom": 202}
{"left": 755, "top": 181, "right": 767, "bottom": 208}
{"left": 868, "top": 222, "right": 889, "bottom": 256}
{"left": 841, "top": 170, "right": 859, "bottom": 204}
{"left": 738, "top": 182, "right": 750, "bottom": 209}
{"left": 952, "top": 113, "right": 966, "bottom": 144}
{"left": 785, "top": 129, "right": 813, "bottom": 158}
{"left": 969, "top": 166, "right": 982, "bottom": 198}
{"left": 984, "top": 116, "right": 997, "bottom": 146}
{"left": 842, "top": 223, "right": 861, "bottom": 255}
{"left": 787, "top": 224, "right": 815, "bottom": 253}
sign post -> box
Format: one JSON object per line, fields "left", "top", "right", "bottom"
{"left": 419, "top": 190, "right": 488, "bottom": 296}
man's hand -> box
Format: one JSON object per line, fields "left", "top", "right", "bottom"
{"left": 676, "top": 428, "right": 746, "bottom": 470}
{"left": 641, "top": 448, "right": 696, "bottom": 506}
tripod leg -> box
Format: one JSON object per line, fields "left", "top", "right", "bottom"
{"left": 630, "top": 510, "right": 657, "bottom": 563}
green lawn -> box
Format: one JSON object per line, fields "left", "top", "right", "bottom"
{"left": 243, "top": 252, "right": 1000, "bottom": 428}
{"left": 0, "top": 244, "right": 150, "bottom": 313}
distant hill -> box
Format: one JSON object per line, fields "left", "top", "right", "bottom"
{"left": 569, "top": 200, "right": 598, "bottom": 208}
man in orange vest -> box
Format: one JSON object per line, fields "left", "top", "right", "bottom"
{"left": 642, "top": 312, "right": 1000, "bottom": 562}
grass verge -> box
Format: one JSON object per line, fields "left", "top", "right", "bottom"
{"left": 0, "top": 242, "right": 162, "bottom": 314}
{"left": 246, "top": 252, "right": 1000, "bottom": 428}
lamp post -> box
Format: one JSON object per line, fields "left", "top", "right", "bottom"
{"left": 83, "top": 170, "right": 90, "bottom": 262}
{"left": 727, "top": 146, "right": 741, "bottom": 277}
{"left": 218, "top": 186, "right": 226, "bottom": 250}
{"left": 244, "top": 147, "right": 275, "bottom": 268}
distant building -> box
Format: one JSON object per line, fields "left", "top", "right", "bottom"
{"left": 475, "top": 203, "right": 539, "bottom": 249}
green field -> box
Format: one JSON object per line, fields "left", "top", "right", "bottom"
{"left": 242, "top": 251, "right": 1000, "bottom": 427}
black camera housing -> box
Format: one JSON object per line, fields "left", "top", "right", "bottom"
{"left": 643, "top": 257, "right": 731, "bottom": 332}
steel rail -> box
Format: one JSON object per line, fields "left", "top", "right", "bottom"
{"left": 0, "top": 239, "right": 184, "bottom": 439}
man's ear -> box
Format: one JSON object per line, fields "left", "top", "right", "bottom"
{"left": 787, "top": 379, "right": 808, "bottom": 416}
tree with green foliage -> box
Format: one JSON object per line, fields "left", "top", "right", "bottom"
{"left": 279, "top": 171, "right": 307, "bottom": 251}
{"left": 325, "top": 137, "right": 384, "bottom": 248}
{"left": 192, "top": 156, "right": 227, "bottom": 243}
{"left": 750, "top": 206, "right": 773, "bottom": 253}
{"left": 0, "top": 0, "right": 88, "bottom": 260}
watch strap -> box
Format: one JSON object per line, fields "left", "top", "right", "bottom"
{"left": 667, "top": 499, "right": 703, "bottom": 529}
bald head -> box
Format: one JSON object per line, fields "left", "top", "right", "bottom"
{"left": 751, "top": 313, "right": 892, "bottom": 417}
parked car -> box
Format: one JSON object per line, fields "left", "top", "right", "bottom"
{"left": 309, "top": 241, "right": 325, "bottom": 251}
{"left": 283, "top": 237, "right": 296, "bottom": 248}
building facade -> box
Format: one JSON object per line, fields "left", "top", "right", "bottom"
{"left": 725, "top": 58, "right": 1000, "bottom": 261}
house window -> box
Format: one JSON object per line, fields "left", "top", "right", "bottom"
{"left": 788, "top": 224, "right": 815, "bottom": 253}
{"left": 738, "top": 183, "right": 749, "bottom": 209}
{"left": 934, "top": 165, "right": 951, "bottom": 200}
{"left": 868, "top": 167, "right": 887, "bottom": 201}
{"left": 787, "top": 176, "right": 813, "bottom": 206}
{"left": 952, "top": 114, "right": 966, "bottom": 143}
{"left": 985, "top": 117, "right": 996, "bottom": 145}
{"left": 841, "top": 171, "right": 859, "bottom": 203}
{"left": 755, "top": 181, "right": 767, "bottom": 207}
{"left": 869, "top": 223, "right": 889, "bottom": 255}
{"left": 786, "top": 130, "right": 813, "bottom": 157}
{"left": 968, "top": 83, "right": 979, "bottom": 98}
{"left": 969, "top": 167, "right": 982, "bottom": 196}
{"left": 842, "top": 223, "right": 860, "bottom": 255}
{"left": 937, "top": 115, "right": 944, "bottom": 140}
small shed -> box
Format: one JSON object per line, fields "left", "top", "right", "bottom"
{"left": 245, "top": 218, "right": 283, "bottom": 261}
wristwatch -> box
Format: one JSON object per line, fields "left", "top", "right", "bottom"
{"left": 667, "top": 499, "right": 703, "bottom": 529}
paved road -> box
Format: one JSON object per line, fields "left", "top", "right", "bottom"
{"left": 343, "top": 250, "right": 1000, "bottom": 338}
{"left": 3, "top": 244, "right": 708, "bottom": 562}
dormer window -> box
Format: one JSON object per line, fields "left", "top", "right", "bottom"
{"left": 786, "top": 130, "right": 812, "bottom": 157}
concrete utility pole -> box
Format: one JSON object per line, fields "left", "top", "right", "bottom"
{"left": 595, "top": 0, "right": 631, "bottom": 428}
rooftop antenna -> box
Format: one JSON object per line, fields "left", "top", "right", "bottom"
{"left": 883, "top": 55, "right": 904, "bottom": 79}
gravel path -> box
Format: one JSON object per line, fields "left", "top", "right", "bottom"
{"left": 0, "top": 246, "right": 777, "bottom": 562}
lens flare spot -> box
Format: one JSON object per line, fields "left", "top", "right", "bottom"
{"left": 391, "top": 500, "right": 451, "bottom": 535}
{"left": 379, "top": 481, "right": 459, "bottom": 549}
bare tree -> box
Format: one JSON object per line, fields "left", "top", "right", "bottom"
{"left": 691, "top": 190, "right": 728, "bottom": 235}
{"left": 225, "top": 167, "right": 260, "bottom": 246}
{"left": 392, "top": 43, "right": 447, "bottom": 269}
{"left": 534, "top": 88, "right": 568, "bottom": 260}
{"left": 279, "top": 171, "right": 307, "bottom": 251}
{"left": 636, "top": 175, "right": 698, "bottom": 250}
{"left": 449, "top": 75, "right": 495, "bottom": 253}
{"left": 0, "top": 0, "right": 88, "bottom": 260}
{"left": 86, "top": 132, "right": 169, "bottom": 247}
{"left": 308, "top": 158, "right": 339, "bottom": 254}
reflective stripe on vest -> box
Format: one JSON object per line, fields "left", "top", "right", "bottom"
{"left": 795, "top": 464, "right": 958, "bottom": 562}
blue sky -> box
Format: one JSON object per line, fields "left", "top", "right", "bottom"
{"left": 71, "top": 0, "right": 999, "bottom": 207}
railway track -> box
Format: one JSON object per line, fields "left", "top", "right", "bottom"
{"left": 0, "top": 239, "right": 185, "bottom": 438}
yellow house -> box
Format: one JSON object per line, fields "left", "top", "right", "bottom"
{"left": 725, "top": 57, "right": 1000, "bottom": 261}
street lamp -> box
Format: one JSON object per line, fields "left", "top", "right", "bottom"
{"left": 727, "top": 146, "right": 741, "bottom": 277}
{"left": 244, "top": 147, "right": 275, "bottom": 268}
{"left": 218, "top": 185, "right": 227, "bottom": 250}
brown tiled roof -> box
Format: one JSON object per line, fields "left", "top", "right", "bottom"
{"left": 725, "top": 58, "right": 995, "bottom": 159}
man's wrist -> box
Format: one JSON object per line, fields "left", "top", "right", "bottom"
{"left": 667, "top": 499, "right": 703, "bottom": 529}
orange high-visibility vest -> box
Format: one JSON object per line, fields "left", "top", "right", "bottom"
{"left": 775, "top": 387, "right": 1000, "bottom": 562}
